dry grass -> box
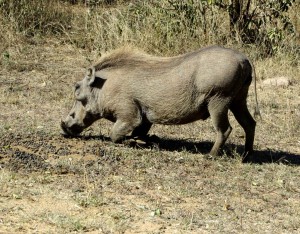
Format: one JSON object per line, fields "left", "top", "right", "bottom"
{"left": 0, "top": 1, "right": 299, "bottom": 233}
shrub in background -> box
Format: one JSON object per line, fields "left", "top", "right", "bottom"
{"left": 0, "top": 0, "right": 73, "bottom": 36}
{"left": 212, "top": 0, "right": 297, "bottom": 56}
{"left": 0, "top": 0, "right": 298, "bottom": 59}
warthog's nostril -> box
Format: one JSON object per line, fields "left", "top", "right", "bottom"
{"left": 60, "top": 120, "right": 65, "bottom": 128}
{"left": 60, "top": 120, "right": 70, "bottom": 136}
{"left": 70, "top": 112, "right": 75, "bottom": 118}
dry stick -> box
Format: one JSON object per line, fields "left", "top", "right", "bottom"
{"left": 251, "top": 61, "right": 262, "bottom": 120}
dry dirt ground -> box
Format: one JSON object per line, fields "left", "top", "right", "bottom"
{"left": 0, "top": 42, "right": 299, "bottom": 233}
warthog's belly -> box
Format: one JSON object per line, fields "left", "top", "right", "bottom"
{"left": 145, "top": 103, "right": 209, "bottom": 125}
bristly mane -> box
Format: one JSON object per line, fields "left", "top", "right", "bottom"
{"left": 93, "top": 46, "right": 176, "bottom": 71}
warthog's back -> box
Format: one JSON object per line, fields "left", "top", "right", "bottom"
{"left": 96, "top": 46, "right": 252, "bottom": 124}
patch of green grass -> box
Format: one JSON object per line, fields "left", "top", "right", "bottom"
{"left": 45, "top": 213, "right": 88, "bottom": 232}
{"left": 73, "top": 191, "right": 106, "bottom": 208}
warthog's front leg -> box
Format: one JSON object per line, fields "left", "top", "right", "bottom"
{"left": 110, "top": 119, "right": 141, "bottom": 143}
{"left": 131, "top": 120, "right": 152, "bottom": 139}
{"left": 109, "top": 103, "right": 143, "bottom": 143}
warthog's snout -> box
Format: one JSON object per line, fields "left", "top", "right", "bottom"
{"left": 61, "top": 99, "right": 98, "bottom": 137}
{"left": 60, "top": 119, "right": 84, "bottom": 136}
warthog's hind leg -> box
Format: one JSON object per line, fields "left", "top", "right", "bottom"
{"left": 208, "top": 100, "right": 232, "bottom": 156}
{"left": 230, "top": 99, "right": 256, "bottom": 157}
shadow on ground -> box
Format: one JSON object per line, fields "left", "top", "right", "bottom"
{"left": 152, "top": 138, "right": 300, "bottom": 165}
{"left": 1, "top": 133, "right": 299, "bottom": 170}
{"left": 78, "top": 134, "right": 300, "bottom": 166}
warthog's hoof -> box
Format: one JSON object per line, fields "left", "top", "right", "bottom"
{"left": 203, "top": 153, "right": 217, "bottom": 160}
{"left": 125, "top": 134, "right": 160, "bottom": 148}
{"left": 133, "top": 137, "right": 148, "bottom": 146}
{"left": 123, "top": 138, "right": 147, "bottom": 147}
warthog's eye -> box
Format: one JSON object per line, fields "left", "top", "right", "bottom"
{"left": 74, "top": 83, "right": 80, "bottom": 91}
{"left": 81, "top": 99, "right": 88, "bottom": 107}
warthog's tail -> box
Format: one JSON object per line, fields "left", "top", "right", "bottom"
{"left": 250, "top": 60, "right": 262, "bottom": 120}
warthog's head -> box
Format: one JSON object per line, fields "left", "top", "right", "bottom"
{"left": 61, "top": 67, "right": 105, "bottom": 136}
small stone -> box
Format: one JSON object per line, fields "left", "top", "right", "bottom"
{"left": 262, "top": 77, "right": 291, "bottom": 87}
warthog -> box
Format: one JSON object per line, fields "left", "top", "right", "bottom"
{"left": 61, "top": 45, "right": 260, "bottom": 156}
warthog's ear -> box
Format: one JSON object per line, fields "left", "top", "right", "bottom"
{"left": 86, "top": 67, "right": 96, "bottom": 86}
{"left": 93, "top": 70, "right": 107, "bottom": 89}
